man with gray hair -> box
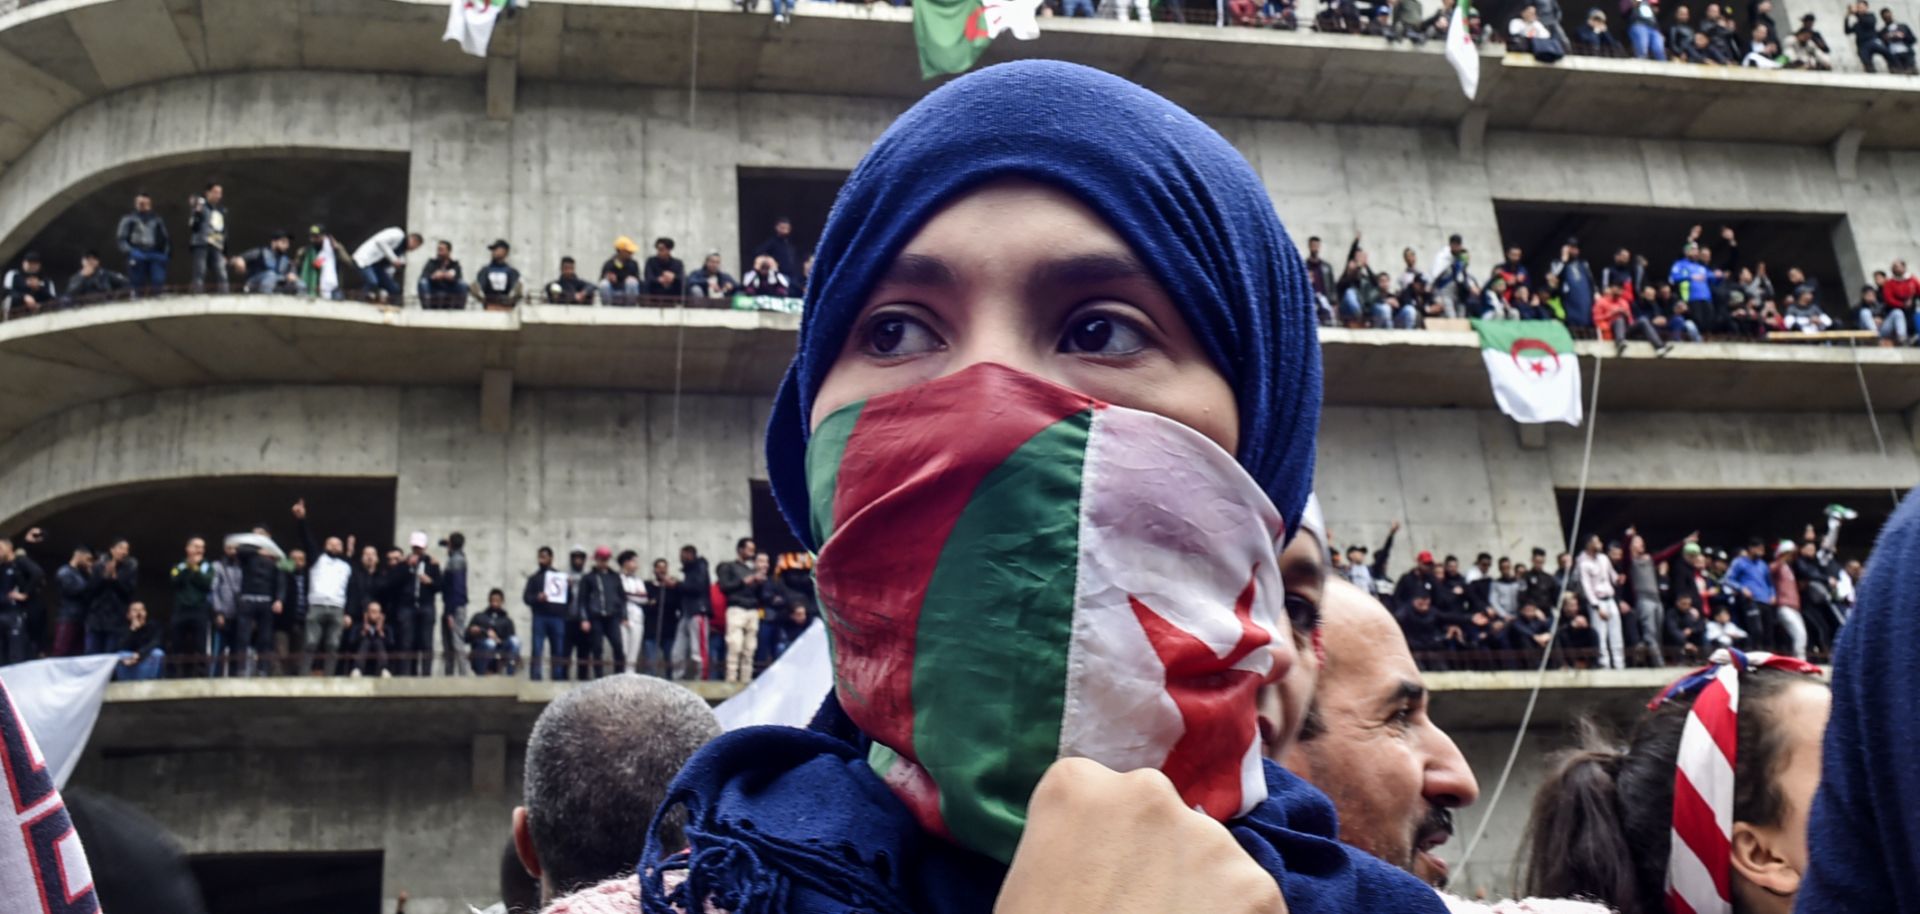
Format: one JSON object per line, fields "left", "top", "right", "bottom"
{"left": 512, "top": 674, "right": 721, "bottom": 904}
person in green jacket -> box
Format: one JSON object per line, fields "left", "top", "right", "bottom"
{"left": 170, "top": 537, "right": 215, "bottom": 677}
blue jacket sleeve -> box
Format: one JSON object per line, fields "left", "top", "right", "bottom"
{"left": 1798, "top": 491, "right": 1920, "bottom": 912}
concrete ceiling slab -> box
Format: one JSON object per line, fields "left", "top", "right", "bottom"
{"left": 66, "top": 0, "right": 195, "bottom": 89}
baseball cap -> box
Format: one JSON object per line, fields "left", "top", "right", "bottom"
{"left": 614, "top": 236, "right": 639, "bottom": 254}
{"left": 1417, "top": 550, "right": 1435, "bottom": 564}
{"left": 309, "top": 224, "right": 325, "bottom": 236}
{"left": 594, "top": 546, "right": 613, "bottom": 560}
{"left": 569, "top": 544, "right": 588, "bottom": 556}
{"left": 489, "top": 239, "right": 512, "bottom": 252}
{"left": 1776, "top": 539, "right": 1796, "bottom": 556}
{"left": 408, "top": 531, "right": 429, "bottom": 549}
{"left": 1682, "top": 542, "right": 1703, "bottom": 557}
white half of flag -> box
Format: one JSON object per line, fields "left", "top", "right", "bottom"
{"left": 984, "top": 0, "right": 1045, "bottom": 40}
{"left": 713, "top": 621, "right": 831, "bottom": 730}
{"left": 1445, "top": 3, "right": 1480, "bottom": 101}
{"left": 445, "top": 0, "right": 511, "bottom": 58}
{"left": 0, "top": 655, "right": 119, "bottom": 789}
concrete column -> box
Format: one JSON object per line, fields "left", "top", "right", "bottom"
{"left": 481, "top": 369, "right": 513, "bottom": 435}
{"left": 1516, "top": 421, "right": 1547, "bottom": 450}
{"left": 1832, "top": 126, "right": 1865, "bottom": 182}
{"left": 487, "top": 56, "right": 517, "bottom": 121}
{"left": 472, "top": 733, "right": 507, "bottom": 797}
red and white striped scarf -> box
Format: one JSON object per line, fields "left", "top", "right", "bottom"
{"left": 1647, "top": 648, "right": 1821, "bottom": 914}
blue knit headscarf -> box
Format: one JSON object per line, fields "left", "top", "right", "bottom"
{"left": 765, "top": 59, "right": 1322, "bottom": 551}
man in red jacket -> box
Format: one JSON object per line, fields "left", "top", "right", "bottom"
{"left": 1881, "top": 259, "right": 1919, "bottom": 340}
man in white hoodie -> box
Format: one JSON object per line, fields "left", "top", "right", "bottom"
{"left": 292, "top": 499, "right": 354, "bottom": 674}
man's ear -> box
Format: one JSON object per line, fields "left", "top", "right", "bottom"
{"left": 1730, "top": 821, "right": 1800, "bottom": 898}
{"left": 512, "top": 806, "right": 542, "bottom": 880}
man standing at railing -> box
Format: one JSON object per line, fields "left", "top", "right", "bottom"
{"left": 295, "top": 225, "right": 351, "bottom": 301}
{"left": 544, "top": 257, "right": 595, "bottom": 305}
{"left": 417, "top": 240, "right": 467, "bottom": 310}
{"left": 187, "top": 182, "right": 229, "bottom": 294}
{"left": 116, "top": 191, "right": 170, "bottom": 298}
{"left": 292, "top": 500, "right": 351, "bottom": 675}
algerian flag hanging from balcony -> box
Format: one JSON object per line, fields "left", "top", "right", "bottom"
{"left": 1474, "top": 319, "right": 1584, "bottom": 426}
{"left": 445, "top": 0, "right": 511, "bottom": 57}
{"left": 916, "top": 0, "right": 1044, "bottom": 79}
{"left": 1445, "top": 0, "right": 1479, "bottom": 99}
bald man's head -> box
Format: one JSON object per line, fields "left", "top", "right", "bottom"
{"left": 1277, "top": 577, "right": 1479, "bottom": 887}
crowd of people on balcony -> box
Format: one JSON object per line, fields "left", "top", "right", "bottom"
{"left": 0, "top": 502, "right": 814, "bottom": 683}
{"left": 1343, "top": 504, "right": 1862, "bottom": 672}
{"left": 1308, "top": 225, "right": 1920, "bottom": 348}
{"left": 0, "top": 185, "right": 812, "bottom": 320}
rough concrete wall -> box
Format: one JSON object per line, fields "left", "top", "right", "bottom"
{"left": 1314, "top": 404, "right": 1920, "bottom": 572}
{"left": 6, "top": 70, "right": 1914, "bottom": 305}
{"left": 70, "top": 743, "right": 522, "bottom": 914}
{"left": 0, "top": 383, "right": 771, "bottom": 636}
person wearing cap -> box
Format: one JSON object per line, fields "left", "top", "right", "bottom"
{"left": 600, "top": 237, "right": 643, "bottom": 306}
{"left": 1392, "top": 549, "right": 1439, "bottom": 618}
{"left": 392, "top": 531, "right": 441, "bottom": 676}
{"left": 2, "top": 251, "right": 56, "bottom": 321}
{"left": 352, "top": 226, "right": 423, "bottom": 305}
{"left": 686, "top": 251, "right": 738, "bottom": 300}
{"left": 66, "top": 250, "right": 131, "bottom": 305}
{"left": 236, "top": 230, "right": 301, "bottom": 295}
{"left": 1573, "top": 8, "right": 1622, "bottom": 54}
{"left": 545, "top": 256, "right": 596, "bottom": 305}
{"left": 115, "top": 191, "right": 171, "bottom": 298}
{"left": 416, "top": 240, "right": 467, "bottom": 310}
{"left": 1770, "top": 538, "right": 1808, "bottom": 658}
{"left": 295, "top": 225, "right": 353, "bottom": 300}
{"left": 571, "top": 546, "right": 627, "bottom": 678}
{"left": 473, "top": 239, "right": 525, "bottom": 310}
{"left": 645, "top": 237, "right": 685, "bottom": 298}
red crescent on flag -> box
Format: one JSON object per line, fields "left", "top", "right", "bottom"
{"left": 963, "top": 6, "right": 991, "bottom": 40}
{"left": 1509, "top": 337, "right": 1560, "bottom": 378}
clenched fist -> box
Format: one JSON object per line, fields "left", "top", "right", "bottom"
{"left": 995, "top": 758, "right": 1286, "bottom": 914}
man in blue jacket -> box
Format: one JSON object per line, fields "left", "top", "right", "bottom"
{"left": 1722, "top": 537, "right": 1776, "bottom": 651}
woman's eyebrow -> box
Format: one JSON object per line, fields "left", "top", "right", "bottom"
{"left": 1025, "top": 253, "right": 1152, "bottom": 295}
{"left": 878, "top": 253, "right": 958, "bottom": 288}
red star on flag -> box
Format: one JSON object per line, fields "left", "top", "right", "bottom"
{"left": 1129, "top": 569, "right": 1270, "bottom": 819}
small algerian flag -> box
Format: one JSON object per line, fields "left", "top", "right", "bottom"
{"left": 444, "top": 0, "right": 511, "bottom": 58}
{"left": 1474, "top": 319, "right": 1583, "bottom": 426}
{"left": 1445, "top": 0, "right": 1480, "bottom": 100}
{"left": 914, "top": 0, "right": 1043, "bottom": 80}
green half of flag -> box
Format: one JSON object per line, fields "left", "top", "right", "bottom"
{"left": 1473, "top": 318, "right": 1575, "bottom": 354}
{"left": 915, "top": 0, "right": 992, "bottom": 79}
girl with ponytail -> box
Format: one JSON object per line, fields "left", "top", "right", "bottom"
{"left": 1523, "top": 652, "right": 1829, "bottom": 914}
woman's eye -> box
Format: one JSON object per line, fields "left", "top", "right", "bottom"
{"left": 1284, "top": 593, "right": 1320, "bottom": 635}
{"left": 1059, "top": 313, "right": 1148, "bottom": 356}
{"left": 861, "top": 314, "right": 942, "bottom": 357}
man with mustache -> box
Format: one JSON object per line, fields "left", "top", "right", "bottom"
{"left": 1270, "top": 576, "right": 1480, "bottom": 887}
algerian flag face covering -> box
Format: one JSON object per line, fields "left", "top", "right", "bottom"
{"left": 805, "top": 362, "right": 1290, "bottom": 864}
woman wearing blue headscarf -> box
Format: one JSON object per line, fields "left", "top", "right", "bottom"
{"left": 636, "top": 60, "right": 1447, "bottom": 914}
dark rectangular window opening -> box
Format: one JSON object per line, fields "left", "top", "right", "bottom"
{"left": 190, "top": 850, "right": 384, "bottom": 914}
{"left": 736, "top": 167, "right": 849, "bottom": 281}
{"left": 1552, "top": 489, "right": 1898, "bottom": 563}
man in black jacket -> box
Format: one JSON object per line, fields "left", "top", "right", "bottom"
{"left": 187, "top": 182, "right": 229, "bottom": 294}
{"left": 522, "top": 546, "right": 571, "bottom": 681}
{"left": 116, "top": 191, "right": 170, "bottom": 297}
{"left": 669, "top": 546, "right": 711, "bottom": 680}
{"left": 390, "top": 533, "right": 440, "bottom": 677}
{"left": 67, "top": 251, "right": 131, "bottom": 305}
{"left": 229, "top": 531, "right": 285, "bottom": 677}
{"left": 0, "top": 535, "right": 44, "bottom": 666}
{"left": 1392, "top": 550, "right": 1438, "bottom": 616}
{"left": 572, "top": 547, "right": 626, "bottom": 678}
{"left": 343, "top": 601, "right": 396, "bottom": 677}
{"left": 645, "top": 238, "right": 685, "bottom": 298}
{"left": 755, "top": 218, "right": 799, "bottom": 281}
{"left": 86, "top": 539, "right": 138, "bottom": 656}
{"left": 114, "top": 602, "right": 165, "bottom": 681}
{"left": 643, "top": 557, "right": 681, "bottom": 677}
